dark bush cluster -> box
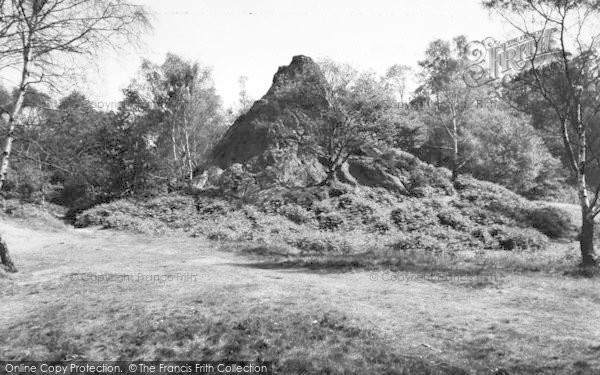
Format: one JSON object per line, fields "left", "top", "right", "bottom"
{"left": 279, "top": 204, "right": 314, "bottom": 224}
{"left": 318, "top": 212, "right": 345, "bottom": 231}
{"left": 390, "top": 200, "right": 439, "bottom": 231}
{"left": 526, "top": 206, "right": 575, "bottom": 239}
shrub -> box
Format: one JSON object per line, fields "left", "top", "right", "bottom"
{"left": 318, "top": 212, "right": 345, "bottom": 231}
{"left": 390, "top": 200, "right": 438, "bottom": 231}
{"left": 279, "top": 204, "right": 314, "bottom": 224}
{"left": 391, "top": 232, "right": 446, "bottom": 253}
{"left": 312, "top": 200, "right": 334, "bottom": 215}
{"left": 206, "top": 230, "right": 232, "bottom": 241}
{"left": 437, "top": 208, "right": 470, "bottom": 230}
{"left": 471, "top": 227, "right": 495, "bottom": 247}
{"left": 283, "top": 188, "right": 328, "bottom": 208}
{"left": 200, "top": 202, "right": 229, "bottom": 216}
{"left": 349, "top": 202, "right": 375, "bottom": 222}
{"left": 100, "top": 212, "right": 166, "bottom": 235}
{"left": 336, "top": 194, "right": 377, "bottom": 225}
{"left": 488, "top": 225, "right": 549, "bottom": 251}
{"left": 337, "top": 195, "right": 353, "bottom": 209}
{"left": 146, "top": 195, "right": 194, "bottom": 211}
{"left": 369, "top": 219, "right": 391, "bottom": 234}
{"left": 527, "top": 206, "right": 574, "bottom": 239}
{"left": 328, "top": 186, "right": 349, "bottom": 198}
{"left": 291, "top": 234, "right": 352, "bottom": 254}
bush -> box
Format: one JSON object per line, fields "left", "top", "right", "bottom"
{"left": 437, "top": 208, "right": 470, "bottom": 230}
{"left": 283, "top": 188, "right": 328, "bottom": 208}
{"left": 328, "top": 186, "right": 349, "bottom": 198}
{"left": 336, "top": 195, "right": 377, "bottom": 225}
{"left": 200, "top": 202, "right": 229, "bottom": 216}
{"left": 291, "top": 234, "right": 352, "bottom": 254}
{"left": 99, "top": 212, "right": 166, "bottom": 235}
{"left": 337, "top": 195, "right": 354, "bottom": 209}
{"left": 390, "top": 200, "right": 438, "bottom": 231}
{"left": 488, "top": 225, "right": 549, "bottom": 251}
{"left": 391, "top": 232, "right": 446, "bottom": 253}
{"left": 146, "top": 195, "right": 195, "bottom": 211}
{"left": 471, "top": 227, "right": 495, "bottom": 247}
{"left": 527, "top": 206, "right": 574, "bottom": 239}
{"left": 318, "top": 212, "right": 345, "bottom": 231}
{"left": 311, "top": 200, "right": 334, "bottom": 215}
{"left": 279, "top": 204, "right": 314, "bottom": 224}
{"left": 369, "top": 219, "right": 390, "bottom": 234}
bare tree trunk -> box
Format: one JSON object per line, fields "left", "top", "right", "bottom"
{"left": 0, "top": 44, "right": 32, "bottom": 191}
{"left": 0, "top": 235, "right": 17, "bottom": 273}
{"left": 184, "top": 128, "right": 193, "bottom": 181}
{"left": 171, "top": 123, "right": 178, "bottom": 162}
{"left": 576, "top": 102, "right": 597, "bottom": 266}
{"left": 451, "top": 116, "right": 459, "bottom": 182}
{"left": 581, "top": 211, "right": 596, "bottom": 266}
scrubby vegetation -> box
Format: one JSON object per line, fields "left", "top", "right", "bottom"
{"left": 75, "top": 170, "right": 574, "bottom": 271}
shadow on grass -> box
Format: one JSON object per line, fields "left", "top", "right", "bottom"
{"left": 228, "top": 245, "right": 507, "bottom": 277}
{"left": 225, "top": 242, "right": 600, "bottom": 284}
{"left": 0, "top": 292, "right": 470, "bottom": 375}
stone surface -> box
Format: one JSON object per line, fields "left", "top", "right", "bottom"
{"left": 211, "top": 55, "right": 329, "bottom": 169}
{"left": 200, "top": 55, "right": 454, "bottom": 198}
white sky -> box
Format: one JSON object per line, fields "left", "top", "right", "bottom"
{"left": 56, "top": 0, "right": 516, "bottom": 108}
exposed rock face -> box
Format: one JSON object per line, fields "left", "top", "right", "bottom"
{"left": 203, "top": 55, "right": 454, "bottom": 197}
{"left": 211, "top": 55, "right": 329, "bottom": 170}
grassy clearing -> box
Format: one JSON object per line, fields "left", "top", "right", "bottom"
{"left": 1, "top": 219, "right": 599, "bottom": 374}
{"left": 2, "top": 289, "right": 465, "bottom": 374}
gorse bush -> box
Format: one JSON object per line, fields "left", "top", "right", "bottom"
{"left": 318, "top": 212, "right": 345, "bottom": 231}
{"left": 488, "top": 225, "right": 549, "bottom": 251}
{"left": 390, "top": 200, "right": 438, "bottom": 231}
{"left": 75, "top": 176, "right": 571, "bottom": 260}
{"left": 291, "top": 234, "right": 353, "bottom": 254}
{"left": 527, "top": 206, "right": 575, "bottom": 239}
{"left": 279, "top": 204, "right": 314, "bottom": 224}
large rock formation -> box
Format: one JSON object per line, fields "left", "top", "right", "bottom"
{"left": 211, "top": 55, "right": 329, "bottom": 185}
{"left": 200, "top": 55, "right": 454, "bottom": 198}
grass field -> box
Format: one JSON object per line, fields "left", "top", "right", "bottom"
{"left": 1, "top": 213, "right": 600, "bottom": 375}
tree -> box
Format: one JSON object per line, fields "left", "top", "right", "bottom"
{"left": 462, "top": 106, "right": 564, "bottom": 196}
{"left": 237, "top": 76, "right": 253, "bottom": 115}
{"left": 299, "top": 99, "right": 367, "bottom": 185}
{"left": 271, "top": 60, "right": 369, "bottom": 185}
{"left": 0, "top": 0, "right": 150, "bottom": 191}
{"left": 117, "top": 54, "right": 225, "bottom": 188}
{"left": 384, "top": 64, "right": 412, "bottom": 103}
{"left": 483, "top": 0, "right": 600, "bottom": 266}
{"left": 417, "top": 36, "right": 481, "bottom": 181}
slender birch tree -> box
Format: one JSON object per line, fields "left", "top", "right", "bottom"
{"left": 483, "top": 0, "right": 600, "bottom": 266}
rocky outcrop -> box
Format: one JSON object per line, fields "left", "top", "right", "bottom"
{"left": 211, "top": 55, "right": 329, "bottom": 169}
{"left": 199, "top": 55, "right": 455, "bottom": 198}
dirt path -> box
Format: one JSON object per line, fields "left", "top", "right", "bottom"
{"left": 1, "top": 218, "right": 599, "bottom": 372}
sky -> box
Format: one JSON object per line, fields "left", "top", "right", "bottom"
{"left": 54, "top": 0, "right": 516, "bottom": 109}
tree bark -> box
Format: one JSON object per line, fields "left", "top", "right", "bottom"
{"left": 451, "top": 116, "right": 459, "bottom": 182}
{"left": 171, "top": 123, "right": 178, "bottom": 162}
{"left": 581, "top": 211, "right": 597, "bottom": 266}
{"left": 575, "top": 101, "right": 596, "bottom": 266}
{"left": 0, "top": 235, "right": 17, "bottom": 273}
{"left": 0, "top": 41, "right": 32, "bottom": 190}
{"left": 184, "top": 128, "right": 193, "bottom": 181}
